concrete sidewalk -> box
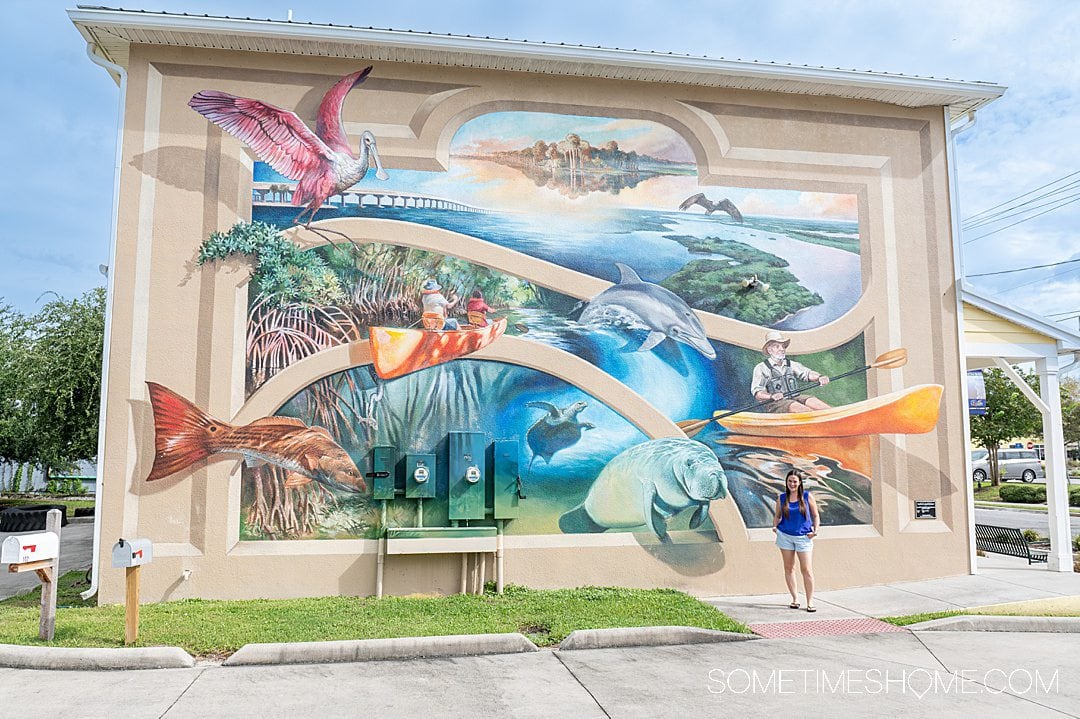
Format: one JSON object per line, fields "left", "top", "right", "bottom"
{"left": 708, "top": 554, "right": 1080, "bottom": 626}
{"left": 1, "top": 549, "right": 1078, "bottom": 716}
{"left": 2, "top": 629, "right": 1077, "bottom": 718}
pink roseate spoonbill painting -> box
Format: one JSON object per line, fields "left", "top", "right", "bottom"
{"left": 189, "top": 66, "right": 389, "bottom": 227}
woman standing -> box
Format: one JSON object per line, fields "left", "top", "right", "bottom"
{"left": 772, "top": 470, "right": 820, "bottom": 612}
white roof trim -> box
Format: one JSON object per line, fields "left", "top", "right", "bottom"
{"left": 68, "top": 6, "right": 1005, "bottom": 115}
{"left": 962, "top": 281, "right": 1080, "bottom": 353}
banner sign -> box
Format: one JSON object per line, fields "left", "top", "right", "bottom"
{"left": 967, "top": 370, "right": 986, "bottom": 415}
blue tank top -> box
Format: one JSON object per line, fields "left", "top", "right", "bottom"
{"left": 776, "top": 491, "right": 813, "bottom": 535}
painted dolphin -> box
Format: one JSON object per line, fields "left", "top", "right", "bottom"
{"left": 559, "top": 438, "right": 728, "bottom": 543}
{"left": 571, "top": 263, "right": 716, "bottom": 359}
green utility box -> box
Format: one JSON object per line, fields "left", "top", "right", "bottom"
{"left": 448, "top": 431, "right": 486, "bottom": 520}
{"left": 405, "top": 453, "right": 436, "bottom": 499}
{"left": 370, "top": 445, "right": 398, "bottom": 500}
{"left": 493, "top": 439, "right": 523, "bottom": 519}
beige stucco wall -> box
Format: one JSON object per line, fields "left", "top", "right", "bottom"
{"left": 95, "top": 43, "right": 969, "bottom": 604}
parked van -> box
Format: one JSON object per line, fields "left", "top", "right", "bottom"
{"left": 970, "top": 448, "right": 1045, "bottom": 483}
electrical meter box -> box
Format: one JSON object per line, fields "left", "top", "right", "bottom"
{"left": 448, "top": 431, "right": 486, "bottom": 520}
{"left": 405, "top": 453, "right": 436, "bottom": 499}
{"left": 111, "top": 538, "right": 153, "bottom": 568}
{"left": 493, "top": 439, "right": 523, "bottom": 519}
{"left": 370, "top": 445, "right": 398, "bottom": 500}
{"left": 1, "top": 533, "right": 59, "bottom": 564}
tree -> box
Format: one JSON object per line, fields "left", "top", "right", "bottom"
{"left": 1062, "top": 376, "right": 1080, "bottom": 454}
{"left": 18, "top": 288, "right": 106, "bottom": 479}
{"left": 969, "top": 367, "right": 1043, "bottom": 485}
{"left": 0, "top": 304, "right": 35, "bottom": 482}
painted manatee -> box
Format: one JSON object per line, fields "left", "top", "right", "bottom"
{"left": 559, "top": 437, "right": 728, "bottom": 543}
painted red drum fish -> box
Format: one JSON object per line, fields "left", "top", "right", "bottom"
{"left": 145, "top": 382, "right": 366, "bottom": 493}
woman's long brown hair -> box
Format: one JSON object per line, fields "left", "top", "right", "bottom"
{"left": 780, "top": 470, "right": 808, "bottom": 521}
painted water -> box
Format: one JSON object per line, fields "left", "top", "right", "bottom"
{"left": 256, "top": 201, "right": 860, "bottom": 331}
{"left": 244, "top": 159, "right": 872, "bottom": 543}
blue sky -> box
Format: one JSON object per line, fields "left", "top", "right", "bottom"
{"left": 2, "top": 1, "right": 1078, "bottom": 329}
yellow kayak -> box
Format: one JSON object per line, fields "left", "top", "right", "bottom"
{"left": 714, "top": 384, "right": 944, "bottom": 438}
{"left": 369, "top": 318, "right": 507, "bottom": 380}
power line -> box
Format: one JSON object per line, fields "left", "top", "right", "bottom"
{"left": 962, "top": 193, "right": 1080, "bottom": 244}
{"left": 963, "top": 177, "right": 1080, "bottom": 226}
{"left": 966, "top": 257, "right": 1080, "bottom": 278}
{"left": 962, "top": 169, "right": 1080, "bottom": 224}
{"left": 1000, "top": 265, "right": 1080, "bottom": 293}
{"left": 963, "top": 186, "right": 1080, "bottom": 230}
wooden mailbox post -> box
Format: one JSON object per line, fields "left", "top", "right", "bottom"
{"left": 112, "top": 538, "right": 153, "bottom": 645}
{"left": 1, "top": 509, "right": 62, "bottom": 641}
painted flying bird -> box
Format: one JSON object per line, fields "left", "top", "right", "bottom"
{"left": 678, "top": 193, "right": 744, "bottom": 222}
{"left": 188, "top": 67, "right": 389, "bottom": 227}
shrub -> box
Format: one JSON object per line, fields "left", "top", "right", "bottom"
{"left": 60, "top": 477, "right": 85, "bottom": 496}
{"left": 1070, "top": 486, "right": 1080, "bottom": 508}
{"left": 1073, "top": 534, "right": 1080, "bottom": 553}
{"left": 10, "top": 464, "right": 24, "bottom": 493}
{"left": 1022, "top": 529, "right": 1042, "bottom": 543}
{"left": 998, "top": 484, "right": 1046, "bottom": 504}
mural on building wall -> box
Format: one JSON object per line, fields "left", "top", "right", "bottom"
{"left": 162, "top": 67, "right": 945, "bottom": 547}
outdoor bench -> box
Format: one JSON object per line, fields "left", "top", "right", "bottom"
{"left": 974, "top": 523, "right": 1048, "bottom": 564}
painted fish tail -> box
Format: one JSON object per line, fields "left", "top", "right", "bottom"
{"left": 145, "top": 382, "right": 230, "bottom": 481}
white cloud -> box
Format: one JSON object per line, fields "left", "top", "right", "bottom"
{"left": 5, "top": 0, "right": 1080, "bottom": 315}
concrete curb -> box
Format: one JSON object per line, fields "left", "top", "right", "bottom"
{"left": 907, "top": 616, "right": 1080, "bottom": 633}
{"left": 223, "top": 632, "right": 539, "bottom": 666}
{"left": 558, "top": 626, "right": 758, "bottom": 651}
{"left": 0, "top": 644, "right": 195, "bottom": 670}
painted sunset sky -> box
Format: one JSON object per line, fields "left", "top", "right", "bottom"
{"left": 255, "top": 110, "right": 859, "bottom": 221}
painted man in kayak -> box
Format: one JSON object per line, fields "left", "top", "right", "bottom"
{"left": 751, "top": 331, "right": 831, "bottom": 413}
{"left": 420, "top": 279, "right": 460, "bottom": 330}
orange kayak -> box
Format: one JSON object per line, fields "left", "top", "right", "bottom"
{"left": 369, "top": 318, "right": 507, "bottom": 380}
{"left": 714, "top": 384, "right": 944, "bottom": 438}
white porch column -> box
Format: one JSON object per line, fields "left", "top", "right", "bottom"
{"left": 1037, "top": 355, "right": 1074, "bottom": 572}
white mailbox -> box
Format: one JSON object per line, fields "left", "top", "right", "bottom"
{"left": 2, "top": 533, "right": 60, "bottom": 564}
{"left": 112, "top": 538, "right": 153, "bottom": 568}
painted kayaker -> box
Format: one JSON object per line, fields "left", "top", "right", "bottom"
{"left": 751, "top": 330, "right": 830, "bottom": 413}
{"left": 420, "top": 279, "right": 459, "bottom": 330}
{"left": 466, "top": 289, "right": 494, "bottom": 328}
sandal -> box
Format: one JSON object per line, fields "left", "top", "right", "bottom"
{"left": 806, "top": 605, "right": 817, "bottom": 613}
{"left": 788, "top": 601, "right": 800, "bottom": 609}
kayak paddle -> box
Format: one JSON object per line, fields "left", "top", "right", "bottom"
{"left": 677, "top": 348, "right": 908, "bottom": 437}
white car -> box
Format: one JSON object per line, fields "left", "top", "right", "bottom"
{"left": 971, "top": 448, "right": 1045, "bottom": 483}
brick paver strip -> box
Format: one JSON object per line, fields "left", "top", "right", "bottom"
{"left": 749, "top": 617, "right": 908, "bottom": 639}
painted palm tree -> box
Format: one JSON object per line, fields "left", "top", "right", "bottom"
{"left": 189, "top": 67, "right": 389, "bottom": 226}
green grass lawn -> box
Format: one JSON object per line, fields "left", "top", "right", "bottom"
{"left": 880, "top": 610, "right": 964, "bottom": 627}
{"left": 0, "top": 497, "right": 95, "bottom": 512}
{"left": 971, "top": 484, "right": 1080, "bottom": 514}
{"left": 0, "top": 571, "right": 748, "bottom": 657}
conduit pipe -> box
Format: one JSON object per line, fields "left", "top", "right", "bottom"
{"left": 80, "top": 44, "right": 127, "bottom": 601}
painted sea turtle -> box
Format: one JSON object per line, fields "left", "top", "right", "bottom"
{"left": 525, "top": 400, "right": 595, "bottom": 468}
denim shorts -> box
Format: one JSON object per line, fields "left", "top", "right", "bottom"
{"left": 775, "top": 529, "right": 813, "bottom": 552}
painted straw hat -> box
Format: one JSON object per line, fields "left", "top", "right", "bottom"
{"left": 762, "top": 330, "right": 791, "bottom": 354}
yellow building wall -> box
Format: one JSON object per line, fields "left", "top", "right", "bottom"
{"left": 963, "top": 304, "right": 1054, "bottom": 347}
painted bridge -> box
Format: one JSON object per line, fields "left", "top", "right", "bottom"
{"left": 251, "top": 182, "right": 491, "bottom": 214}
